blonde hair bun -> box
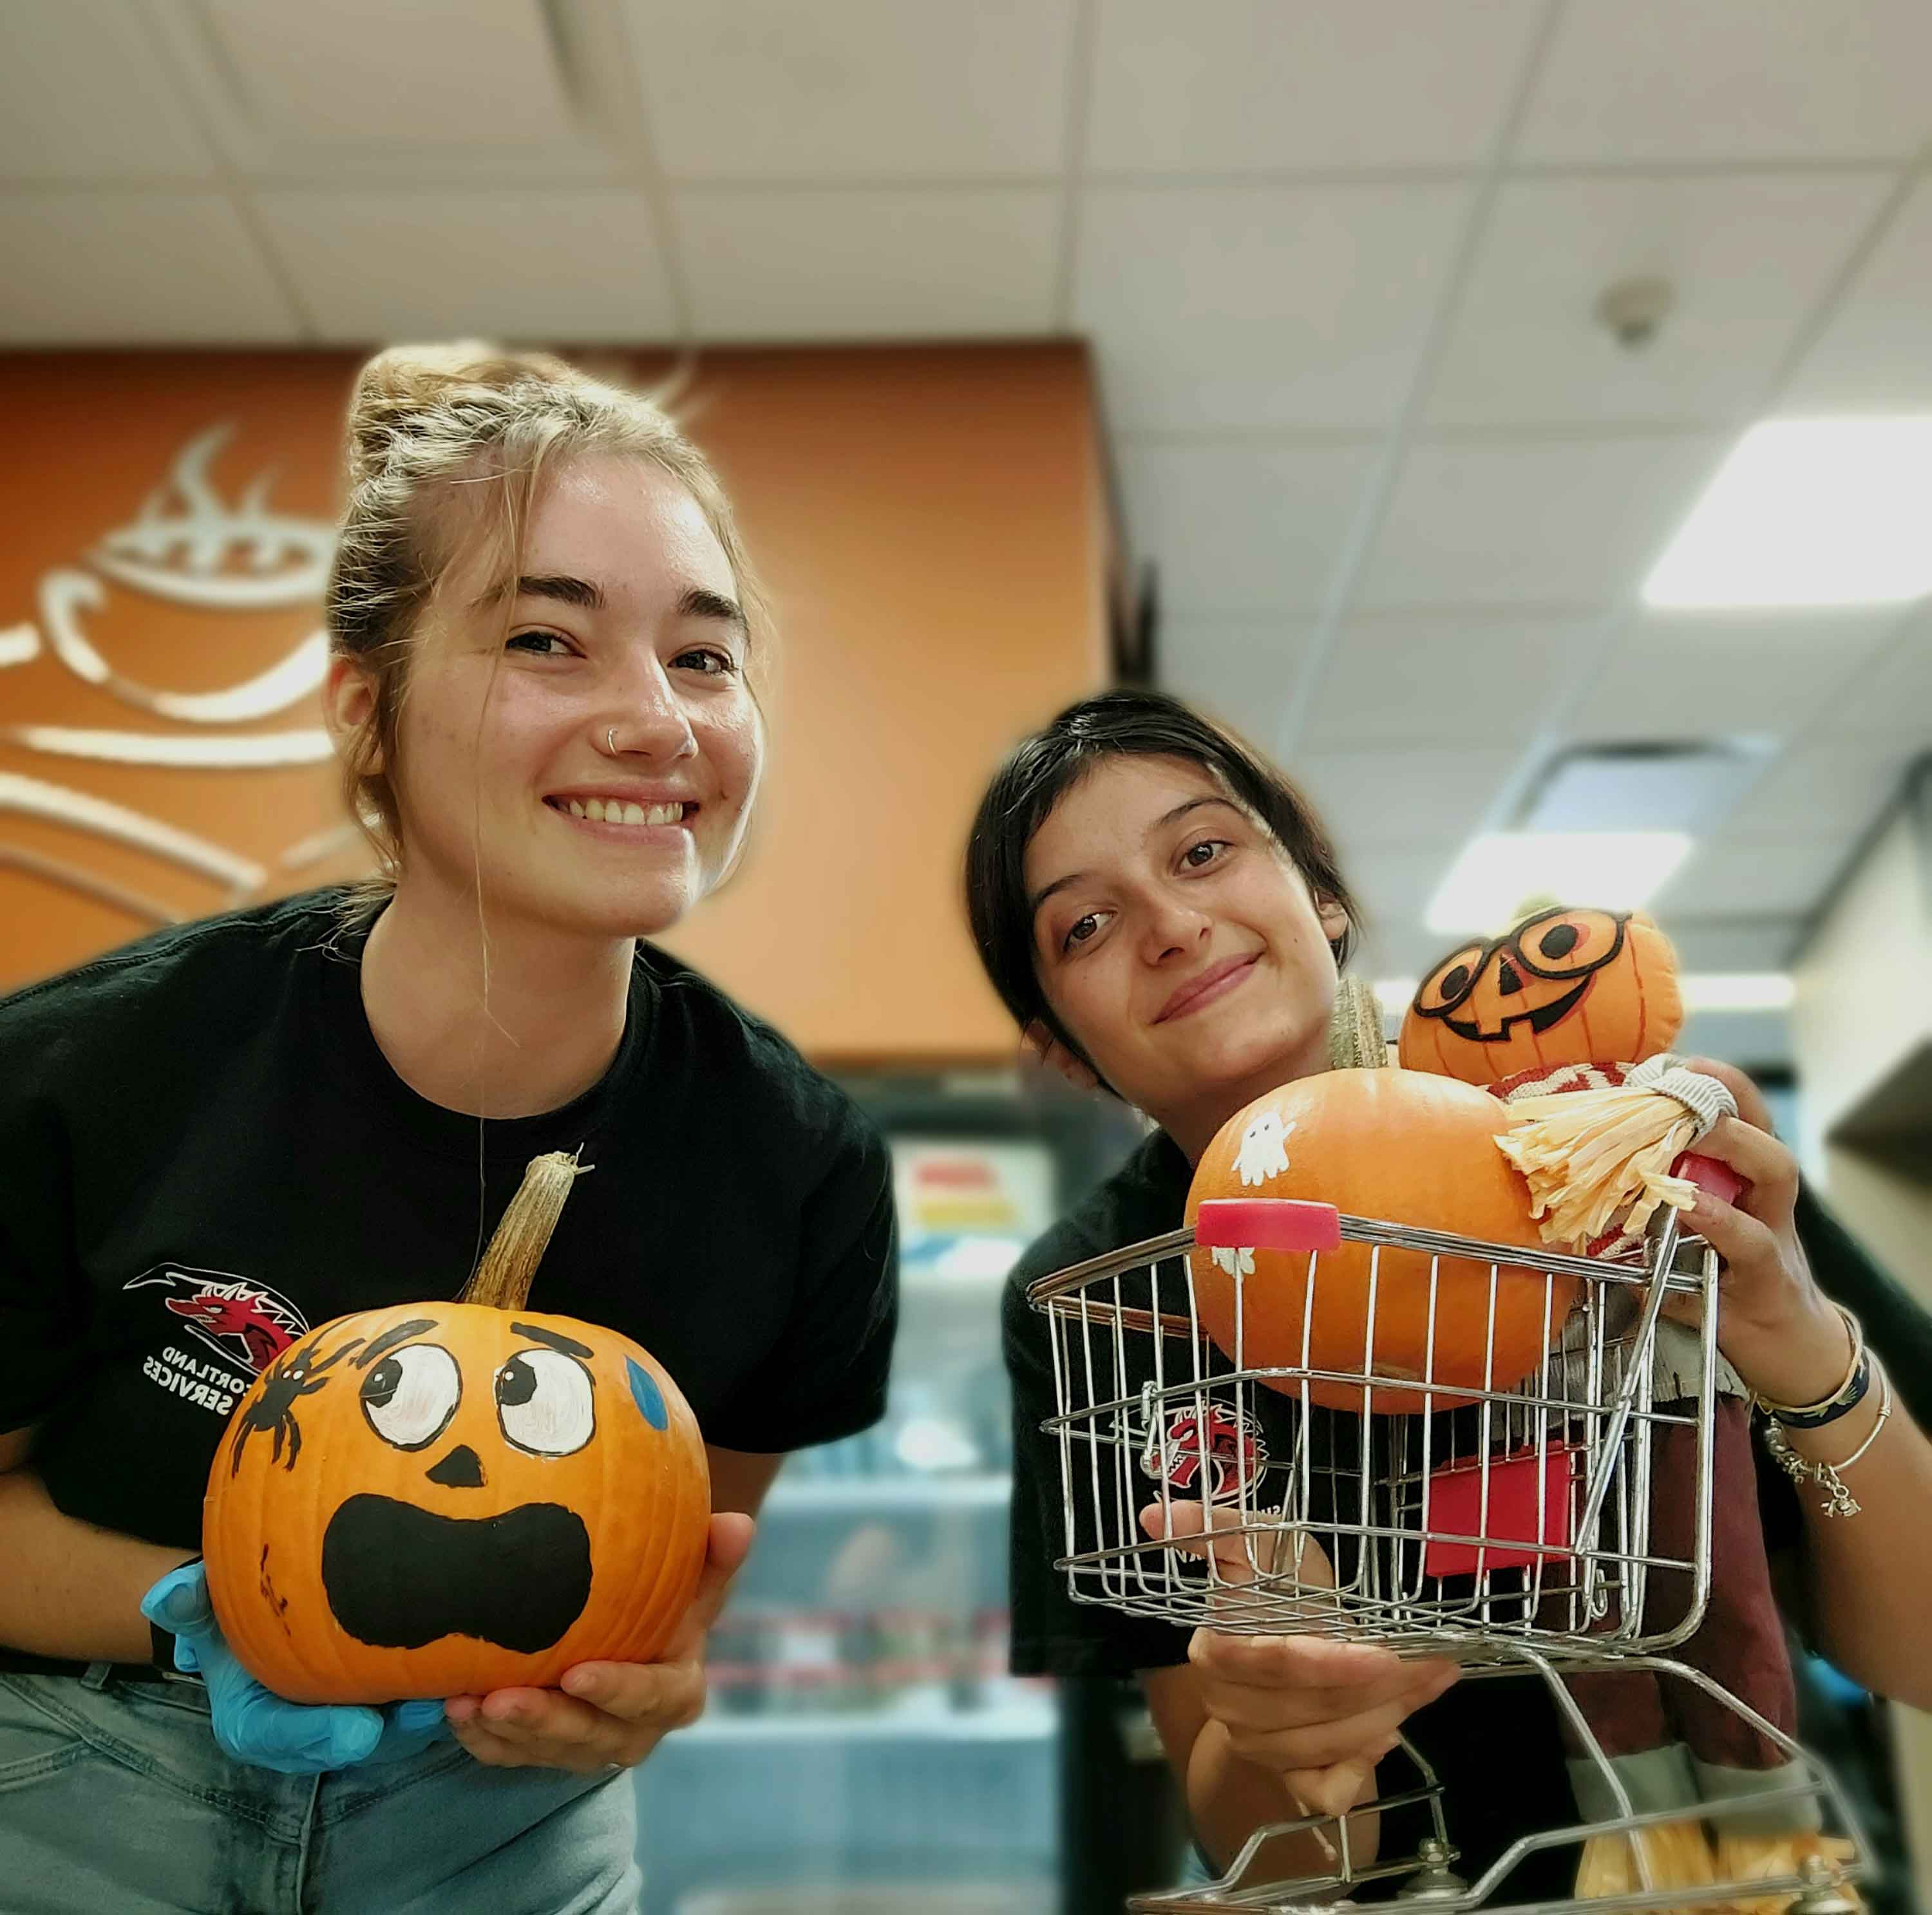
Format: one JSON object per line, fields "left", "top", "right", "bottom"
{"left": 345, "top": 342, "right": 589, "bottom": 487}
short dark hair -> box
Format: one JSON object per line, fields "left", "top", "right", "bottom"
{"left": 963, "top": 690, "right": 1360, "bottom": 1073}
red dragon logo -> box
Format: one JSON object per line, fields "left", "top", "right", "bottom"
{"left": 125, "top": 1266, "right": 308, "bottom": 1375}
{"left": 1142, "top": 1401, "right": 1267, "bottom": 1505}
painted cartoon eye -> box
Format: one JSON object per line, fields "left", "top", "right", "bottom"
{"left": 1412, "top": 943, "right": 1487, "bottom": 1017}
{"left": 496, "top": 1349, "right": 594, "bottom": 1457}
{"left": 359, "top": 1344, "right": 461, "bottom": 1451}
{"left": 1513, "top": 908, "right": 1626, "bottom": 980}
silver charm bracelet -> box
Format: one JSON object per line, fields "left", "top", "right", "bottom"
{"left": 1759, "top": 1360, "right": 1893, "bottom": 1518}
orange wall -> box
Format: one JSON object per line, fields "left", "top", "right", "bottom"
{"left": 0, "top": 345, "right": 1108, "bottom": 1062}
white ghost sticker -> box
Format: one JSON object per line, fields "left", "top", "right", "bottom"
{"left": 1209, "top": 1245, "right": 1255, "bottom": 1278}
{"left": 1235, "top": 1112, "right": 1295, "bottom": 1187}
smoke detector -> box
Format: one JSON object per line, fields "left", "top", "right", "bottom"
{"left": 1596, "top": 276, "right": 1674, "bottom": 352}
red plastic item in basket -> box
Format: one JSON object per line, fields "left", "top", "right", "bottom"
{"left": 1193, "top": 1198, "right": 1342, "bottom": 1254}
{"left": 1423, "top": 1444, "right": 1577, "bottom": 1578}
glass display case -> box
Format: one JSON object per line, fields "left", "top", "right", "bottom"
{"left": 634, "top": 1075, "right": 1144, "bottom": 1913}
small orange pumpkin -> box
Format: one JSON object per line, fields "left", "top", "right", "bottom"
{"left": 1397, "top": 907, "right": 1681, "bottom": 1087}
{"left": 203, "top": 1156, "right": 710, "bottom": 1703}
{"left": 1186, "top": 1070, "right": 1573, "bottom": 1413}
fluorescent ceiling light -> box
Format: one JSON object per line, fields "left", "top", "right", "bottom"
{"left": 1644, "top": 417, "right": 1932, "bottom": 608}
{"left": 1425, "top": 831, "right": 1692, "bottom": 935}
{"left": 1376, "top": 972, "right": 1791, "bottom": 1017}
{"left": 1679, "top": 972, "right": 1794, "bottom": 1012}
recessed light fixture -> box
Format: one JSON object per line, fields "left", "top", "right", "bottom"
{"left": 1644, "top": 417, "right": 1932, "bottom": 609}
{"left": 1424, "top": 831, "right": 1692, "bottom": 935}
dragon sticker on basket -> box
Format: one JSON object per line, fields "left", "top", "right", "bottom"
{"left": 1140, "top": 1401, "right": 1267, "bottom": 1506}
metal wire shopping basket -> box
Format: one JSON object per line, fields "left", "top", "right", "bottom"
{"left": 1028, "top": 1193, "right": 1719, "bottom": 1663}
{"left": 1027, "top": 1195, "right": 1869, "bottom": 1912}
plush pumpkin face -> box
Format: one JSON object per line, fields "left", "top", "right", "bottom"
{"left": 1186, "top": 1070, "right": 1575, "bottom": 1414}
{"left": 203, "top": 1302, "right": 710, "bottom": 1704}
{"left": 1397, "top": 907, "right": 1682, "bottom": 1086}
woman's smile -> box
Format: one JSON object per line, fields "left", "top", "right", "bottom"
{"left": 542, "top": 791, "right": 697, "bottom": 838}
{"left": 1153, "top": 952, "right": 1260, "bottom": 1024}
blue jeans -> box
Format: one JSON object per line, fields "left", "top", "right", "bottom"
{"left": 0, "top": 1665, "right": 641, "bottom": 1914}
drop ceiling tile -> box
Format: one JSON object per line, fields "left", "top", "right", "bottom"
{"left": 1085, "top": 0, "right": 1544, "bottom": 173}
{"left": 1356, "top": 435, "right": 1723, "bottom": 610}
{"left": 626, "top": 0, "right": 1077, "bottom": 180}
{"left": 1817, "top": 618, "right": 1932, "bottom": 741}
{"left": 1786, "top": 180, "right": 1932, "bottom": 411}
{"left": 1519, "top": 0, "right": 1932, "bottom": 162}
{"left": 1077, "top": 182, "right": 1468, "bottom": 432}
{"left": 198, "top": 0, "right": 576, "bottom": 148}
{"left": 1567, "top": 609, "right": 1905, "bottom": 745}
{"left": 149, "top": 0, "right": 625, "bottom": 184}
{"left": 1156, "top": 621, "right": 1316, "bottom": 738}
{"left": 1307, "top": 615, "right": 1590, "bottom": 746}
{"left": 1338, "top": 844, "right": 1465, "bottom": 936}
{"left": 1117, "top": 441, "right": 1380, "bottom": 616}
{"left": 1427, "top": 173, "right": 1889, "bottom": 429}
{"left": 1291, "top": 746, "right": 1522, "bottom": 850}
{"left": 0, "top": 193, "right": 298, "bottom": 344}
{"left": 1664, "top": 921, "right": 1803, "bottom": 972}
{"left": 1722, "top": 741, "right": 1919, "bottom": 844}
{"left": 673, "top": 189, "right": 1057, "bottom": 339}
{"left": 254, "top": 191, "right": 677, "bottom": 343}
{"left": 1657, "top": 837, "right": 1852, "bottom": 920}
{"left": 0, "top": 0, "right": 214, "bottom": 180}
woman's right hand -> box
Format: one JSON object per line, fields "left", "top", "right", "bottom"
{"left": 1141, "top": 1501, "right": 1459, "bottom": 1816}
{"left": 142, "top": 1563, "right": 448, "bottom": 1774}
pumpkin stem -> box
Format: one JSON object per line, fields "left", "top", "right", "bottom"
{"left": 1327, "top": 976, "right": 1389, "bottom": 1071}
{"left": 463, "top": 1149, "right": 592, "bottom": 1311}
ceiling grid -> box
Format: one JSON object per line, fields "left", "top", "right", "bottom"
{"left": 0, "top": 0, "right": 1926, "bottom": 1053}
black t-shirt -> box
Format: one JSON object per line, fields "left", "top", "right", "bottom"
{"left": 1003, "top": 1127, "right": 1932, "bottom": 1892}
{"left": 0, "top": 891, "right": 898, "bottom": 1552}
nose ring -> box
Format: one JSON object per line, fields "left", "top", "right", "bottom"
{"left": 606, "top": 726, "right": 618, "bottom": 756}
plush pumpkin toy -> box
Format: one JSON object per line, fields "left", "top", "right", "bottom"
{"left": 1399, "top": 905, "right": 1681, "bottom": 1086}
{"left": 1402, "top": 908, "right": 1848, "bottom": 1910}
{"left": 203, "top": 1153, "right": 711, "bottom": 1704}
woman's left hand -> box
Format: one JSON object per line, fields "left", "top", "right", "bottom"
{"left": 443, "top": 1511, "right": 754, "bottom": 1775}
{"left": 1667, "top": 1057, "right": 1852, "bottom": 1408}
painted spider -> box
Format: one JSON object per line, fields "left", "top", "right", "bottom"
{"left": 226, "top": 1328, "right": 365, "bottom": 1476}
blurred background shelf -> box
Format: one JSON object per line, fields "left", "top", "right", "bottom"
{"left": 762, "top": 1474, "right": 1011, "bottom": 1515}
{"left": 684, "top": 1699, "right": 1056, "bottom": 1745}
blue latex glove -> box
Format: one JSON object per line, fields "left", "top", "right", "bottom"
{"left": 140, "top": 1563, "right": 450, "bottom": 1775}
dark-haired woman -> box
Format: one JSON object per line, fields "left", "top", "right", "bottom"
{"left": 965, "top": 688, "right": 1932, "bottom": 1896}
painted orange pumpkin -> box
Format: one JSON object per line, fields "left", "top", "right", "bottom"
{"left": 1397, "top": 907, "right": 1682, "bottom": 1086}
{"left": 1186, "top": 1070, "right": 1574, "bottom": 1413}
{"left": 204, "top": 1301, "right": 709, "bottom": 1703}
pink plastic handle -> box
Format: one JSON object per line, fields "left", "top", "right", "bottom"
{"left": 1195, "top": 1198, "right": 1342, "bottom": 1254}
{"left": 1673, "top": 1151, "right": 1746, "bottom": 1207}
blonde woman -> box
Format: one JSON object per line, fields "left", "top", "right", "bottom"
{"left": 0, "top": 348, "right": 898, "bottom": 1912}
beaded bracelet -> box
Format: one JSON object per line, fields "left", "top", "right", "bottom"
{"left": 1754, "top": 1303, "right": 1870, "bottom": 1429}
{"left": 1759, "top": 1359, "right": 1893, "bottom": 1518}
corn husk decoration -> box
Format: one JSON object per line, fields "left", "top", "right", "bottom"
{"left": 1575, "top": 1820, "right": 1719, "bottom": 1915}
{"left": 1716, "top": 1833, "right": 1862, "bottom": 1914}
{"left": 1495, "top": 1053, "right": 1736, "bottom": 1251}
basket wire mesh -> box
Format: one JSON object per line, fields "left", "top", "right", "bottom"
{"left": 1027, "top": 1200, "right": 1867, "bottom": 1912}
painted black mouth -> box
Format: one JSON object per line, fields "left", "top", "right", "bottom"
{"left": 1443, "top": 977, "right": 1591, "bottom": 1044}
{"left": 321, "top": 1495, "right": 592, "bottom": 1653}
